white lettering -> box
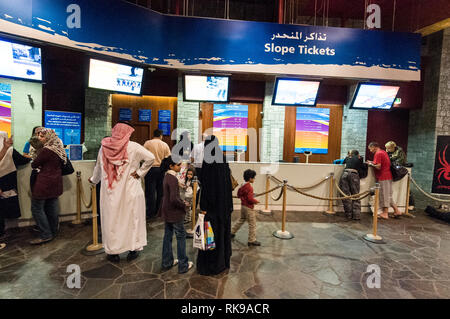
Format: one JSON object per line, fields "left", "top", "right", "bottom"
{"left": 66, "top": 4, "right": 81, "bottom": 29}
{"left": 366, "top": 4, "right": 381, "bottom": 29}
{"left": 366, "top": 264, "right": 381, "bottom": 288}
{"left": 66, "top": 264, "right": 81, "bottom": 289}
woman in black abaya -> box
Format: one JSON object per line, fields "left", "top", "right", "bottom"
{"left": 197, "top": 135, "right": 233, "bottom": 276}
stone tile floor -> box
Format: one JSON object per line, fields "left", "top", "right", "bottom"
{"left": 0, "top": 209, "right": 449, "bottom": 299}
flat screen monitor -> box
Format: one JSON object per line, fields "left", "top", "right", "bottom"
{"left": 0, "top": 38, "right": 42, "bottom": 81}
{"left": 184, "top": 74, "right": 229, "bottom": 102}
{"left": 88, "top": 58, "right": 143, "bottom": 95}
{"left": 350, "top": 83, "right": 400, "bottom": 110}
{"left": 272, "top": 78, "right": 320, "bottom": 106}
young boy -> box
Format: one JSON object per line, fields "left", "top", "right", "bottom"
{"left": 231, "top": 169, "right": 260, "bottom": 246}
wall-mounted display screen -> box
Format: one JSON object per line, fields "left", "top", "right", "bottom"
{"left": 0, "top": 83, "right": 12, "bottom": 136}
{"left": 88, "top": 58, "right": 143, "bottom": 94}
{"left": 350, "top": 83, "right": 400, "bottom": 110}
{"left": 0, "top": 39, "right": 42, "bottom": 81}
{"left": 213, "top": 104, "right": 248, "bottom": 152}
{"left": 272, "top": 78, "right": 320, "bottom": 106}
{"left": 295, "top": 107, "right": 329, "bottom": 154}
{"left": 184, "top": 75, "right": 229, "bottom": 102}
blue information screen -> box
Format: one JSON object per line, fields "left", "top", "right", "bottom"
{"left": 158, "top": 110, "right": 171, "bottom": 122}
{"left": 44, "top": 111, "right": 82, "bottom": 145}
{"left": 139, "top": 109, "right": 151, "bottom": 122}
{"left": 158, "top": 122, "right": 171, "bottom": 136}
{"left": 119, "top": 108, "right": 132, "bottom": 121}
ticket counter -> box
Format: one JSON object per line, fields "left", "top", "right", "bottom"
{"left": 9, "top": 161, "right": 410, "bottom": 228}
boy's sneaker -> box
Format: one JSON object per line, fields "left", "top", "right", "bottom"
{"left": 248, "top": 241, "right": 261, "bottom": 246}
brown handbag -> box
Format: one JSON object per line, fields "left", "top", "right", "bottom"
{"left": 230, "top": 174, "right": 239, "bottom": 191}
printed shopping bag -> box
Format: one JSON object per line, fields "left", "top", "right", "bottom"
{"left": 193, "top": 213, "right": 206, "bottom": 250}
{"left": 204, "top": 221, "right": 216, "bottom": 250}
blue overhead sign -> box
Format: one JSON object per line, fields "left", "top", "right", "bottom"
{"left": 158, "top": 110, "right": 171, "bottom": 123}
{"left": 0, "top": 0, "right": 421, "bottom": 81}
{"left": 139, "top": 109, "right": 151, "bottom": 122}
{"left": 119, "top": 108, "right": 132, "bottom": 121}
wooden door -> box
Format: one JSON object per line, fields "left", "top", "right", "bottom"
{"left": 201, "top": 102, "right": 262, "bottom": 162}
{"left": 283, "top": 104, "right": 343, "bottom": 164}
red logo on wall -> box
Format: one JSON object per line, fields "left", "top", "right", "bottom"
{"left": 432, "top": 136, "right": 450, "bottom": 194}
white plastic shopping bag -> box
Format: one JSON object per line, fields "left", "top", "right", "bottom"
{"left": 193, "top": 213, "right": 206, "bottom": 250}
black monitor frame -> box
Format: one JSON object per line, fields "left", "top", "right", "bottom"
{"left": 87, "top": 57, "right": 145, "bottom": 96}
{"left": 272, "top": 77, "right": 321, "bottom": 106}
{"left": 0, "top": 36, "right": 43, "bottom": 83}
{"left": 183, "top": 73, "right": 230, "bottom": 103}
{"left": 349, "top": 82, "right": 400, "bottom": 111}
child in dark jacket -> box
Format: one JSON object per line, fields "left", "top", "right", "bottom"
{"left": 159, "top": 156, "right": 193, "bottom": 274}
{"left": 231, "top": 169, "right": 260, "bottom": 246}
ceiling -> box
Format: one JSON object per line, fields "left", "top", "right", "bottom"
{"left": 127, "top": 0, "right": 450, "bottom": 34}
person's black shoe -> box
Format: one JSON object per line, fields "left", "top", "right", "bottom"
{"left": 127, "top": 251, "right": 140, "bottom": 262}
{"left": 230, "top": 233, "right": 235, "bottom": 239}
{"left": 107, "top": 254, "right": 120, "bottom": 263}
{"left": 248, "top": 241, "right": 261, "bottom": 246}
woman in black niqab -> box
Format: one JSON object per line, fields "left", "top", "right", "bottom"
{"left": 197, "top": 135, "right": 233, "bottom": 276}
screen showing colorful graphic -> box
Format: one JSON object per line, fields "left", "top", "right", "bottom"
{"left": 88, "top": 58, "right": 143, "bottom": 95}
{"left": 0, "top": 83, "right": 11, "bottom": 136}
{"left": 295, "top": 107, "right": 329, "bottom": 154}
{"left": 273, "top": 79, "right": 320, "bottom": 106}
{"left": 44, "top": 111, "right": 82, "bottom": 145}
{"left": 213, "top": 104, "right": 248, "bottom": 151}
{"left": 184, "top": 75, "right": 229, "bottom": 102}
{"left": 0, "top": 39, "right": 42, "bottom": 81}
{"left": 350, "top": 83, "right": 400, "bottom": 110}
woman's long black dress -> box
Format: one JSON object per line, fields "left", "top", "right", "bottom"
{"left": 196, "top": 136, "right": 233, "bottom": 276}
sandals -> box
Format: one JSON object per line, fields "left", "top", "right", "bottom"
{"left": 377, "top": 214, "right": 389, "bottom": 220}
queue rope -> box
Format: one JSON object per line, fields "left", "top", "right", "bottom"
{"left": 232, "top": 185, "right": 283, "bottom": 199}
{"left": 268, "top": 174, "right": 369, "bottom": 201}
{"left": 409, "top": 173, "right": 450, "bottom": 203}
{"left": 270, "top": 186, "right": 284, "bottom": 201}
{"left": 287, "top": 184, "right": 371, "bottom": 201}
{"left": 79, "top": 181, "right": 93, "bottom": 208}
{"left": 270, "top": 174, "right": 329, "bottom": 191}
{"left": 333, "top": 179, "right": 369, "bottom": 200}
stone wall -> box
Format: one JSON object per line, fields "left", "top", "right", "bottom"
{"left": 83, "top": 88, "right": 112, "bottom": 160}
{"left": 407, "top": 29, "right": 450, "bottom": 209}
{"left": 176, "top": 76, "right": 200, "bottom": 144}
{"left": 340, "top": 84, "right": 368, "bottom": 159}
{"left": 260, "top": 80, "right": 285, "bottom": 163}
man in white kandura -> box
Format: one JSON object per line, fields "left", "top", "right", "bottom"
{"left": 89, "top": 122, "right": 155, "bottom": 263}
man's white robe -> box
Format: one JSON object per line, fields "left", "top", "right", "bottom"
{"left": 91, "top": 141, "right": 155, "bottom": 255}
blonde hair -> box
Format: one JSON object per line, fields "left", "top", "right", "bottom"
{"left": 385, "top": 141, "right": 396, "bottom": 151}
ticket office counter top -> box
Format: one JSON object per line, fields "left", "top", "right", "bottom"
{"left": 13, "top": 161, "right": 409, "bottom": 225}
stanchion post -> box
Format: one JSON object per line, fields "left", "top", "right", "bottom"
{"left": 261, "top": 174, "right": 271, "bottom": 214}
{"left": 324, "top": 173, "right": 335, "bottom": 215}
{"left": 273, "top": 180, "right": 294, "bottom": 240}
{"left": 363, "top": 183, "right": 385, "bottom": 244}
{"left": 72, "top": 171, "right": 82, "bottom": 225}
{"left": 403, "top": 174, "right": 415, "bottom": 218}
{"left": 86, "top": 185, "right": 103, "bottom": 252}
{"left": 186, "top": 176, "right": 198, "bottom": 238}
